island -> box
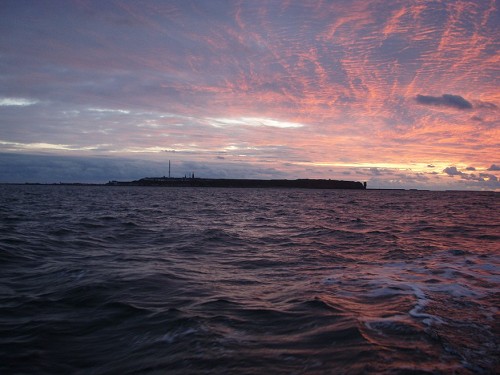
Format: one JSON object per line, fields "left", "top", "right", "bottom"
{"left": 107, "top": 176, "right": 366, "bottom": 189}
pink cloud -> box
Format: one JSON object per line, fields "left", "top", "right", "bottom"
{"left": 0, "top": 0, "right": 498, "bottom": 189}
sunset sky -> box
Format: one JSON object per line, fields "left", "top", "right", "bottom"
{"left": 1, "top": 0, "right": 498, "bottom": 189}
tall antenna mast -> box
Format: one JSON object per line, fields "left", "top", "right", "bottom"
{"left": 168, "top": 160, "right": 171, "bottom": 178}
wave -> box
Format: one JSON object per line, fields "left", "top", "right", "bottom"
{"left": 1, "top": 186, "right": 498, "bottom": 374}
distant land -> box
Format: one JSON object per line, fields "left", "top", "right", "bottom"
{"left": 106, "top": 177, "right": 367, "bottom": 189}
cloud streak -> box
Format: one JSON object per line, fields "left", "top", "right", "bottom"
{"left": 0, "top": 97, "right": 39, "bottom": 106}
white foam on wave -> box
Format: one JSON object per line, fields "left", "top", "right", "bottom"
{"left": 161, "top": 327, "right": 198, "bottom": 344}
{"left": 322, "top": 250, "right": 499, "bottom": 329}
{"left": 407, "top": 284, "right": 444, "bottom": 326}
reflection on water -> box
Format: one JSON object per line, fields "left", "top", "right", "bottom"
{"left": 0, "top": 186, "right": 498, "bottom": 374}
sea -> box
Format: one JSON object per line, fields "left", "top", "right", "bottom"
{"left": 0, "top": 185, "right": 498, "bottom": 374}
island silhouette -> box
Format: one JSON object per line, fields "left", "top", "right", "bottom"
{"left": 107, "top": 176, "right": 366, "bottom": 189}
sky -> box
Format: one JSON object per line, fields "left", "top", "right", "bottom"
{"left": 0, "top": 0, "right": 499, "bottom": 190}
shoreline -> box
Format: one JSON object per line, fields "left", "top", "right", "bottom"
{"left": 2, "top": 181, "right": 496, "bottom": 192}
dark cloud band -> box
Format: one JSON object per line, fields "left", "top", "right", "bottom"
{"left": 415, "top": 94, "right": 472, "bottom": 110}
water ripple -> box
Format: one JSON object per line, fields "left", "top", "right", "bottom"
{"left": 0, "top": 186, "right": 498, "bottom": 374}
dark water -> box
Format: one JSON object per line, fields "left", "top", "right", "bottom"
{"left": 0, "top": 185, "right": 498, "bottom": 374}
